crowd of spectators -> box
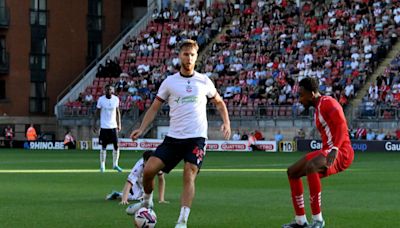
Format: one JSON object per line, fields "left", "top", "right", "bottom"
{"left": 197, "top": 0, "right": 400, "bottom": 117}
{"left": 96, "top": 57, "right": 122, "bottom": 78}
{"left": 64, "top": 1, "right": 229, "bottom": 117}
{"left": 350, "top": 125, "right": 400, "bottom": 140}
{"left": 66, "top": 0, "right": 400, "bottom": 122}
{"left": 360, "top": 51, "right": 400, "bottom": 119}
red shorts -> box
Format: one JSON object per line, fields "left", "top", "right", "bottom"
{"left": 306, "top": 145, "right": 354, "bottom": 178}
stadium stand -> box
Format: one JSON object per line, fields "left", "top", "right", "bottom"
{"left": 55, "top": 0, "right": 400, "bottom": 140}
{"left": 198, "top": 0, "right": 400, "bottom": 119}
{"left": 359, "top": 51, "right": 400, "bottom": 120}
{"left": 58, "top": 0, "right": 229, "bottom": 118}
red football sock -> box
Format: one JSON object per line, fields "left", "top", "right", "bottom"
{"left": 289, "top": 177, "right": 305, "bottom": 216}
{"left": 307, "top": 172, "right": 322, "bottom": 215}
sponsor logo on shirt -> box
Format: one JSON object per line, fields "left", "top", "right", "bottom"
{"left": 174, "top": 96, "right": 198, "bottom": 104}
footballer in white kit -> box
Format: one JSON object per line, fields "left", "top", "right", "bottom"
{"left": 129, "top": 40, "right": 231, "bottom": 228}
{"left": 93, "top": 84, "right": 122, "bottom": 172}
{"left": 105, "top": 150, "right": 167, "bottom": 204}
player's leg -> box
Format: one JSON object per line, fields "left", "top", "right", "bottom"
{"left": 307, "top": 146, "right": 354, "bottom": 228}
{"left": 111, "top": 129, "right": 122, "bottom": 172}
{"left": 142, "top": 156, "right": 165, "bottom": 206}
{"left": 99, "top": 129, "right": 107, "bottom": 172}
{"left": 176, "top": 162, "right": 198, "bottom": 228}
{"left": 126, "top": 156, "right": 165, "bottom": 215}
{"left": 105, "top": 190, "right": 122, "bottom": 200}
{"left": 305, "top": 152, "right": 328, "bottom": 228}
{"left": 176, "top": 138, "right": 205, "bottom": 228}
{"left": 100, "top": 146, "right": 107, "bottom": 172}
{"left": 283, "top": 156, "right": 309, "bottom": 228}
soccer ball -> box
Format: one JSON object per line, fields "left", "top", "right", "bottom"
{"left": 134, "top": 207, "right": 157, "bottom": 228}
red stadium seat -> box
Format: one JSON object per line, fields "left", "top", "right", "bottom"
{"left": 286, "top": 106, "right": 293, "bottom": 117}
{"left": 246, "top": 106, "right": 254, "bottom": 116}
{"left": 240, "top": 107, "right": 247, "bottom": 116}
{"left": 266, "top": 106, "right": 274, "bottom": 116}
{"left": 278, "top": 106, "right": 286, "bottom": 116}
{"left": 233, "top": 106, "right": 240, "bottom": 116}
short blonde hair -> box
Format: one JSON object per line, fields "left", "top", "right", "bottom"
{"left": 179, "top": 39, "right": 199, "bottom": 52}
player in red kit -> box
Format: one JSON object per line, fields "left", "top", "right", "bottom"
{"left": 282, "top": 77, "right": 354, "bottom": 228}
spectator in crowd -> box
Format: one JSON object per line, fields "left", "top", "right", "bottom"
{"left": 362, "top": 98, "right": 376, "bottom": 117}
{"left": 96, "top": 58, "right": 121, "bottom": 78}
{"left": 384, "top": 131, "right": 395, "bottom": 140}
{"left": 64, "top": 130, "right": 76, "bottom": 149}
{"left": 84, "top": 92, "right": 94, "bottom": 106}
{"left": 376, "top": 129, "right": 386, "bottom": 140}
{"left": 356, "top": 125, "right": 367, "bottom": 139}
{"left": 254, "top": 130, "right": 265, "bottom": 140}
{"left": 26, "top": 124, "right": 37, "bottom": 141}
{"left": 247, "top": 132, "right": 258, "bottom": 151}
{"left": 396, "top": 129, "right": 400, "bottom": 140}
{"left": 241, "top": 130, "right": 249, "bottom": 140}
{"left": 294, "top": 128, "right": 306, "bottom": 140}
{"left": 4, "top": 125, "right": 14, "bottom": 148}
{"left": 232, "top": 131, "right": 241, "bottom": 141}
{"left": 348, "top": 128, "right": 355, "bottom": 139}
{"left": 274, "top": 130, "right": 284, "bottom": 142}
{"left": 115, "top": 73, "right": 129, "bottom": 93}
{"left": 366, "top": 129, "right": 376, "bottom": 140}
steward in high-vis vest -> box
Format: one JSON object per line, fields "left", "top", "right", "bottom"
{"left": 26, "top": 124, "right": 37, "bottom": 141}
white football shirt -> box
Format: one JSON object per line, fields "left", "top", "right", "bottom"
{"left": 156, "top": 71, "right": 217, "bottom": 139}
{"left": 127, "top": 158, "right": 144, "bottom": 186}
{"left": 96, "top": 95, "right": 119, "bottom": 129}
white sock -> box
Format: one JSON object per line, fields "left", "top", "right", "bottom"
{"left": 143, "top": 192, "right": 153, "bottom": 206}
{"left": 295, "top": 215, "right": 308, "bottom": 225}
{"left": 100, "top": 149, "right": 106, "bottom": 169}
{"left": 177, "top": 206, "right": 191, "bottom": 224}
{"left": 312, "top": 213, "right": 323, "bottom": 222}
{"left": 112, "top": 149, "right": 120, "bottom": 167}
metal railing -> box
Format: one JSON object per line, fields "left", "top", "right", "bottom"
{"left": 355, "top": 104, "right": 400, "bottom": 120}
{"left": 153, "top": 105, "right": 314, "bottom": 120}
{"left": 56, "top": 102, "right": 400, "bottom": 133}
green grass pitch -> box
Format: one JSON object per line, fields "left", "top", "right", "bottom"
{"left": 0, "top": 149, "right": 399, "bottom": 227}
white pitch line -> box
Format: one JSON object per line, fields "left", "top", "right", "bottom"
{"left": 0, "top": 168, "right": 286, "bottom": 174}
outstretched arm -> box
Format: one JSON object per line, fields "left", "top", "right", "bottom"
{"left": 120, "top": 181, "right": 133, "bottom": 205}
{"left": 116, "top": 107, "right": 121, "bottom": 131}
{"left": 92, "top": 108, "right": 100, "bottom": 132}
{"left": 211, "top": 92, "right": 231, "bottom": 140}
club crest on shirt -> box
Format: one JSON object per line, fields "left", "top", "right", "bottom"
{"left": 186, "top": 85, "right": 192, "bottom": 93}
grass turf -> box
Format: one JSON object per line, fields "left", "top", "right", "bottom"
{"left": 0, "top": 149, "right": 399, "bottom": 227}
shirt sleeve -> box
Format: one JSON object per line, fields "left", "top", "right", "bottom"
{"left": 156, "top": 78, "right": 169, "bottom": 102}
{"left": 205, "top": 77, "right": 217, "bottom": 99}
{"left": 320, "top": 98, "right": 349, "bottom": 149}
{"left": 127, "top": 159, "right": 144, "bottom": 184}
{"left": 115, "top": 96, "right": 120, "bottom": 107}
{"left": 96, "top": 97, "right": 102, "bottom": 109}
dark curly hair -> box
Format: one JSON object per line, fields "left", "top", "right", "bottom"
{"left": 299, "top": 77, "right": 319, "bottom": 93}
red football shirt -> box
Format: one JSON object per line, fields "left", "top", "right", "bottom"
{"left": 314, "top": 96, "right": 351, "bottom": 150}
